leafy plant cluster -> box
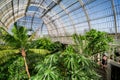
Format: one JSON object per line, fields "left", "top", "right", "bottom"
{"left": 30, "top": 38, "right": 65, "bottom": 51}
{"left": 2, "top": 24, "right": 29, "bottom": 49}
{"left": 0, "top": 50, "right": 47, "bottom": 80}
{"left": 0, "top": 24, "right": 31, "bottom": 79}
{"left": 8, "top": 57, "right": 28, "bottom": 80}
{"left": 31, "top": 45, "right": 100, "bottom": 80}
{"left": 0, "top": 53, "right": 21, "bottom": 80}
{"left": 0, "top": 50, "right": 19, "bottom": 64}
{"left": 0, "top": 24, "right": 113, "bottom": 80}
{"left": 85, "top": 29, "right": 113, "bottom": 55}
{"left": 72, "top": 29, "right": 113, "bottom": 55}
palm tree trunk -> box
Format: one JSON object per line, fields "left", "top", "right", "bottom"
{"left": 22, "top": 49, "right": 30, "bottom": 79}
{"left": 23, "top": 56, "right": 30, "bottom": 79}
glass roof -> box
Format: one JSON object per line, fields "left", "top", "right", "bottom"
{"left": 0, "top": 0, "right": 120, "bottom": 40}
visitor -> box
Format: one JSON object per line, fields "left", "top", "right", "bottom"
{"left": 101, "top": 55, "right": 107, "bottom": 69}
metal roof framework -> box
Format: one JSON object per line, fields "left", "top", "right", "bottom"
{"left": 0, "top": 0, "right": 120, "bottom": 41}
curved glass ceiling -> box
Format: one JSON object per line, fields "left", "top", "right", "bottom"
{"left": 0, "top": 0, "right": 120, "bottom": 39}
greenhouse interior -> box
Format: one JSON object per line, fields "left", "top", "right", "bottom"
{"left": 0, "top": 0, "right": 120, "bottom": 80}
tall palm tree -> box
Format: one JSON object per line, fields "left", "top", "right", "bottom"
{"left": 1, "top": 23, "right": 31, "bottom": 78}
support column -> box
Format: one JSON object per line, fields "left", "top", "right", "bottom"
{"left": 111, "top": 0, "right": 118, "bottom": 39}
{"left": 78, "top": 0, "right": 91, "bottom": 30}
{"left": 53, "top": 0, "right": 77, "bottom": 33}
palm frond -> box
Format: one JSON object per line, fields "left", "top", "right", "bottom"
{"left": 0, "top": 50, "right": 19, "bottom": 64}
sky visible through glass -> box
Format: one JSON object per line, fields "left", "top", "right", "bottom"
{"left": 15, "top": 0, "right": 120, "bottom": 36}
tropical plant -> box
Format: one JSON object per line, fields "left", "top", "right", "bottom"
{"left": 0, "top": 50, "right": 50, "bottom": 80}
{"left": 0, "top": 50, "right": 19, "bottom": 64}
{"left": 85, "top": 29, "right": 113, "bottom": 55}
{"left": 72, "top": 29, "right": 113, "bottom": 55}
{"left": 0, "top": 24, "right": 65, "bottom": 79}
{"left": 0, "top": 23, "right": 31, "bottom": 78}
{"left": 61, "top": 45, "right": 100, "bottom": 80}
{"left": 30, "top": 38, "right": 65, "bottom": 52}
{"left": 0, "top": 51, "right": 19, "bottom": 80}
{"left": 30, "top": 53, "right": 61, "bottom": 80}
{"left": 8, "top": 57, "right": 28, "bottom": 80}
{"left": 0, "top": 26, "right": 108, "bottom": 80}
{"left": 31, "top": 46, "right": 100, "bottom": 80}
{"left": 72, "top": 33, "right": 86, "bottom": 54}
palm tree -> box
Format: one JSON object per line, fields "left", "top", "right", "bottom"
{"left": 1, "top": 23, "right": 31, "bottom": 78}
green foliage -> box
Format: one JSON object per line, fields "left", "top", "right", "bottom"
{"left": 51, "top": 41, "right": 65, "bottom": 51}
{"left": 0, "top": 27, "right": 104, "bottom": 80}
{"left": 85, "top": 29, "right": 113, "bottom": 55}
{"left": 30, "top": 38, "right": 64, "bottom": 51}
{"left": 72, "top": 34, "right": 86, "bottom": 53}
{"left": 0, "top": 55, "right": 28, "bottom": 80}
{"left": 62, "top": 45, "right": 100, "bottom": 80}
{"left": 30, "top": 53, "right": 61, "bottom": 80}
{"left": 72, "top": 29, "right": 113, "bottom": 55}
{"left": 72, "top": 34, "right": 85, "bottom": 45}
{"left": 8, "top": 57, "right": 28, "bottom": 80}
{"left": 30, "top": 38, "right": 52, "bottom": 49}
{"left": 0, "top": 24, "right": 31, "bottom": 79}
{"left": 0, "top": 27, "right": 12, "bottom": 50}
{"left": 12, "top": 24, "right": 28, "bottom": 48}
{"left": 0, "top": 50, "right": 19, "bottom": 64}
{"left": 0, "top": 27, "right": 8, "bottom": 37}
{"left": 31, "top": 46, "right": 100, "bottom": 80}
{"left": 26, "top": 50, "right": 48, "bottom": 75}
{"left": 29, "top": 49, "right": 50, "bottom": 55}
{"left": 0, "top": 53, "right": 20, "bottom": 80}
{"left": 0, "top": 50, "right": 49, "bottom": 80}
{"left": 0, "top": 45, "right": 13, "bottom": 50}
{"left": 3, "top": 24, "right": 29, "bottom": 49}
{"left": 31, "top": 66, "right": 60, "bottom": 80}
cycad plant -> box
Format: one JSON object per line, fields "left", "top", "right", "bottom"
{"left": 0, "top": 23, "right": 31, "bottom": 78}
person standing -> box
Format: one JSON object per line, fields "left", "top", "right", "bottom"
{"left": 101, "top": 55, "right": 108, "bottom": 69}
